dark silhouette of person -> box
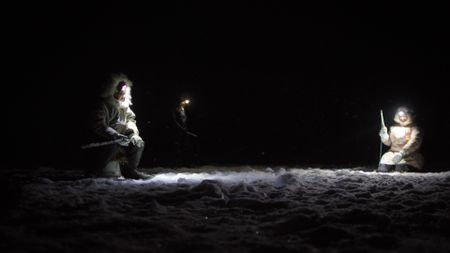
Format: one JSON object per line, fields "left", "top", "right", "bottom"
{"left": 172, "top": 97, "right": 197, "bottom": 166}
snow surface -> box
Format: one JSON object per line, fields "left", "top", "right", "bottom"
{"left": 1, "top": 166, "right": 450, "bottom": 252}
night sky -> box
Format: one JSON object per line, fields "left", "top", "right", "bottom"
{"left": 5, "top": 1, "right": 450, "bottom": 170}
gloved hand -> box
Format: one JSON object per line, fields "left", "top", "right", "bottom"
{"left": 130, "top": 135, "right": 144, "bottom": 148}
{"left": 379, "top": 127, "right": 389, "bottom": 141}
{"left": 123, "top": 128, "right": 135, "bottom": 137}
{"left": 115, "top": 122, "right": 128, "bottom": 133}
{"left": 114, "top": 133, "right": 131, "bottom": 146}
{"left": 392, "top": 152, "right": 403, "bottom": 164}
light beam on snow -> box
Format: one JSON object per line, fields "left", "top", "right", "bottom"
{"left": 147, "top": 170, "right": 280, "bottom": 184}
{"left": 132, "top": 168, "right": 446, "bottom": 185}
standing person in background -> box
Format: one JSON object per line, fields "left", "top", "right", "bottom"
{"left": 378, "top": 106, "right": 424, "bottom": 172}
{"left": 172, "top": 97, "right": 197, "bottom": 166}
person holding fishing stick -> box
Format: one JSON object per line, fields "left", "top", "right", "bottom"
{"left": 82, "top": 73, "right": 151, "bottom": 179}
{"left": 378, "top": 106, "right": 424, "bottom": 172}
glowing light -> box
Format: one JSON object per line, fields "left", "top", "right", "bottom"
{"left": 180, "top": 99, "right": 190, "bottom": 107}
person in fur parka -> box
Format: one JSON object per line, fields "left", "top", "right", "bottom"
{"left": 378, "top": 106, "right": 424, "bottom": 172}
{"left": 85, "top": 73, "right": 149, "bottom": 179}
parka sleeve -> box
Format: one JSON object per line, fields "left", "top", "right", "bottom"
{"left": 381, "top": 127, "right": 392, "bottom": 146}
{"left": 90, "top": 102, "right": 120, "bottom": 139}
{"left": 401, "top": 126, "right": 422, "bottom": 156}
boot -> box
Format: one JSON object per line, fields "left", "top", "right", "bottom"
{"left": 120, "top": 142, "right": 151, "bottom": 179}
{"left": 121, "top": 166, "right": 152, "bottom": 179}
{"left": 395, "top": 164, "right": 415, "bottom": 172}
{"left": 377, "top": 164, "right": 394, "bottom": 172}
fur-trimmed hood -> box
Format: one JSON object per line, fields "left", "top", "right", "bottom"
{"left": 393, "top": 106, "right": 414, "bottom": 126}
{"left": 100, "top": 73, "right": 134, "bottom": 108}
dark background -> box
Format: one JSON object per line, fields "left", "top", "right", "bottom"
{"left": 4, "top": 1, "right": 450, "bottom": 170}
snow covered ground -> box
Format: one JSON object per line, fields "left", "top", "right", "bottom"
{"left": 1, "top": 166, "right": 450, "bottom": 252}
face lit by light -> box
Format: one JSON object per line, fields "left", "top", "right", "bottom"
{"left": 115, "top": 83, "right": 128, "bottom": 101}
{"left": 397, "top": 110, "right": 408, "bottom": 122}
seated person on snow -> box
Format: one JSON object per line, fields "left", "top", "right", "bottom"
{"left": 84, "top": 73, "right": 150, "bottom": 179}
{"left": 378, "top": 106, "right": 424, "bottom": 172}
